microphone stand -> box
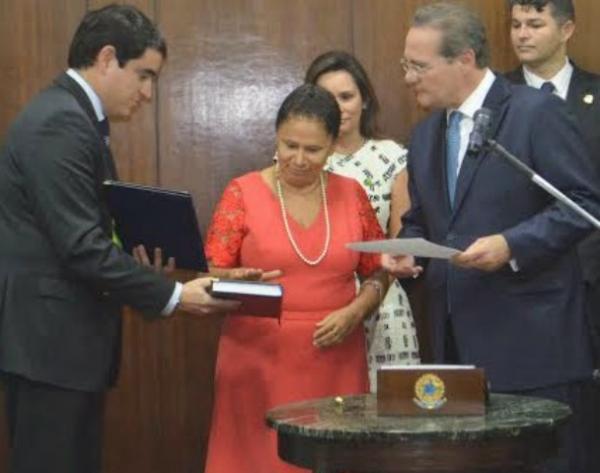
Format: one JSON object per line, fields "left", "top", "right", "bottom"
{"left": 484, "top": 139, "right": 600, "bottom": 230}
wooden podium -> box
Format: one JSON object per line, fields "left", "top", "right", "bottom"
{"left": 377, "top": 365, "right": 487, "bottom": 416}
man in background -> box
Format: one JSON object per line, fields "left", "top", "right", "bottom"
{"left": 0, "top": 5, "right": 237, "bottom": 473}
{"left": 383, "top": 2, "right": 600, "bottom": 472}
{"left": 506, "top": 0, "right": 600, "bottom": 364}
{"left": 506, "top": 2, "right": 600, "bottom": 470}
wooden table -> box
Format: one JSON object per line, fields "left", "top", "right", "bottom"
{"left": 266, "top": 393, "right": 570, "bottom": 473}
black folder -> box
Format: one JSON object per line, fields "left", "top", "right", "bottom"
{"left": 103, "top": 180, "right": 208, "bottom": 271}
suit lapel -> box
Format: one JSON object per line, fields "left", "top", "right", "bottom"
{"left": 54, "top": 73, "right": 97, "bottom": 123}
{"left": 567, "top": 65, "right": 587, "bottom": 104}
{"left": 433, "top": 114, "right": 453, "bottom": 216}
{"left": 505, "top": 67, "right": 526, "bottom": 85}
{"left": 53, "top": 73, "right": 118, "bottom": 180}
{"left": 567, "top": 65, "right": 597, "bottom": 120}
{"left": 451, "top": 76, "right": 511, "bottom": 219}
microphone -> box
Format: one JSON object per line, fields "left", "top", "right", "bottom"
{"left": 467, "top": 107, "right": 493, "bottom": 154}
{"left": 474, "top": 109, "right": 600, "bottom": 230}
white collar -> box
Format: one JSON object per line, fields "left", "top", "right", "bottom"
{"left": 66, "top": 68, "right": 106, "bottom": 121}
{"left": 522, "top": 58, "right": 573, "bottom": 100}
{"left": 447, "top": 68, "right": 496, "bottom": 120}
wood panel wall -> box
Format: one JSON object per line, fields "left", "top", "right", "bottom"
{"left": 1, "top": 1, "right": 598, "bottom": 472}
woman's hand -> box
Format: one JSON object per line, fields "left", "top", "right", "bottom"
{"left": 132, "top": 244, "right": 175, "bottom": 274}
{"left": 313, "top": 306, "right": 363, "bottom": 349}
{"left": 211, "top": 268, "right": 283, "bottom": 281}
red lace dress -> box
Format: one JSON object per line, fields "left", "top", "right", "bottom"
{"left": 204, "top": 171, "right": 384, "bottom": 473}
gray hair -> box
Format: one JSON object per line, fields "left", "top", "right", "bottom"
{"left": 412, "top": 2, "right": 490, "bottom": 68}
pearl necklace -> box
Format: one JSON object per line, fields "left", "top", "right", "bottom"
{"left": 276, "top": 173, "right": 330, "bottom": 266}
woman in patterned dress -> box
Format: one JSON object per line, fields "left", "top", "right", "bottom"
{"left": 306, "top": 51, "right": 420, "bottom": 391}
{"left": 204, "top": 84, "right": 389, "bottom": 473}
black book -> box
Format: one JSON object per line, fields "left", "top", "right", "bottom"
{"left": 103, "top": 180, "right": 208, "bottom": 271}
{"left": 209, "top": 279, "right": 283, "bottom": 318}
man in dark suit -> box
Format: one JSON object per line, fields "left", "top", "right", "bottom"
{"left": 506, "top": 0, "right": 600, "bottom": 369}
{"left": 0, "top": 5, "right": 238, "bottom": 473}
{"left": 382, "top": 3, "right": 600, "bottom": 472}
{"left": 505, "top": 3, "right": 600, "bottom": 471}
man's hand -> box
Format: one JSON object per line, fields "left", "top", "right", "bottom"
{"left": 381, "top": 254, "right": 423, "bottom": 279}
{"left": 179, "top": 277, "right": 240, "bottom": 315}
{"left": 451, "top": 234, "right": 511, "bottom": 271}
{"left": 133, "top": 244, "right": 175, "bottom": 274}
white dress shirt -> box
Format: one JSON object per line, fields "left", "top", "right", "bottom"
{"left": 66, "top": 68, "right": 105, "bottom": 121}
{"left": 522, "top": 58, "right": 573, "bottom": 100}
{"left": 447, "top": 68, "right": 496, "bottom": 174}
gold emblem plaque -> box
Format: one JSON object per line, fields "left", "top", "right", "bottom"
{"left": 413, "top": 373, "right": 448, "bottom": 410}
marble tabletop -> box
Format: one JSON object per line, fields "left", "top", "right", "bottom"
{"left": 266, "top": 393, "right": 571, "bottom": 442}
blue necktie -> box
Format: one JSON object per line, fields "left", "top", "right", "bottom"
{"left": 97, "top": 117, "right": 110, "bottom": 146}
{"left": 446, "top": 111, "right": 462, "bottom": 207}
{"left": 540, "top": 81, "right": 555, "bottom": 94}
{"left": 97, "top": 117, "right": 118, "bottom": 244}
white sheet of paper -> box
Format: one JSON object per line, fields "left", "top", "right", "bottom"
{"left": 346, "top": 237, "right": 460, "bottom": 259}
{"left": 379, "top": 364, "right": 475, "bottom": 370}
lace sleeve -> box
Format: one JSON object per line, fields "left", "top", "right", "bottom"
{"left": 205, "top": 180, "right": 246, "bottom": 268}
{"left": 354, "top": 181, "right": 385, "bottom": 277}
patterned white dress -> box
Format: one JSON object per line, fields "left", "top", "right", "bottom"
{"left": 326, "top": 139, "right": 420, "bottom": 391}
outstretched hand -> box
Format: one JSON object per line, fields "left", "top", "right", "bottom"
{"left": 226, "top": 267, "right": 283, "bottom": 281}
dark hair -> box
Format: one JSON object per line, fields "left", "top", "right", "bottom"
{"left": 68, "top": 4, "right": 167, "bottom": 69}
{"left": 275, "top": 84, "right": 341, "bottom": 139}
{"left": 305, "top": 51, "right": 380, "bottom": 138}
{"left": 413, "top": 2, "right": 490, "bottom": 68}
{"left": 508, "top": 0, "right": 575, "bottom": 23}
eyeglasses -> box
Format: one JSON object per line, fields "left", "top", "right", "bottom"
{"left": 400, "top": 57, "right": 434, "bottom": 76}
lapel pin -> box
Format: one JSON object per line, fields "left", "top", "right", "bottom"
{"left": 583, "top": 94, "right": 594, "bottom": 105}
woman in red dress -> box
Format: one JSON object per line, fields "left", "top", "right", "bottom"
{"left": 204, "top": 84, "right": 388, "bottom": 473}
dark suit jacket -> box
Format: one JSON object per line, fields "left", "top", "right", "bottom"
{"left": 0, "top": 73, "right": 175, "bottom": 392}
{"left": 402, "top": 75, "right": 600, "bottom": 391}
{"left": 506, "top": 64, "right": 600, "bottom": 284}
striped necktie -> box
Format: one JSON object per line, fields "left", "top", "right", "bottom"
{"left": 96, "top": 117, "right": 119, "bottom": 245}
{"left": 97, "top": 117, "right": 110, "bottom": 146}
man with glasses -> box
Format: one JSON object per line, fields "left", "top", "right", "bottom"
{"left": 383, "top": 2, "right": 599, "bottom": 472}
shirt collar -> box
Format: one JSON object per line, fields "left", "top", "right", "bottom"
{"left": 66, "top": 68, "right": 106, "bottom": 121}
{"left": 447, "top": 68, "right": 496, "bottom": 121}
{"left": 522, "top": 58, "right": 573, "bottom": 100}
